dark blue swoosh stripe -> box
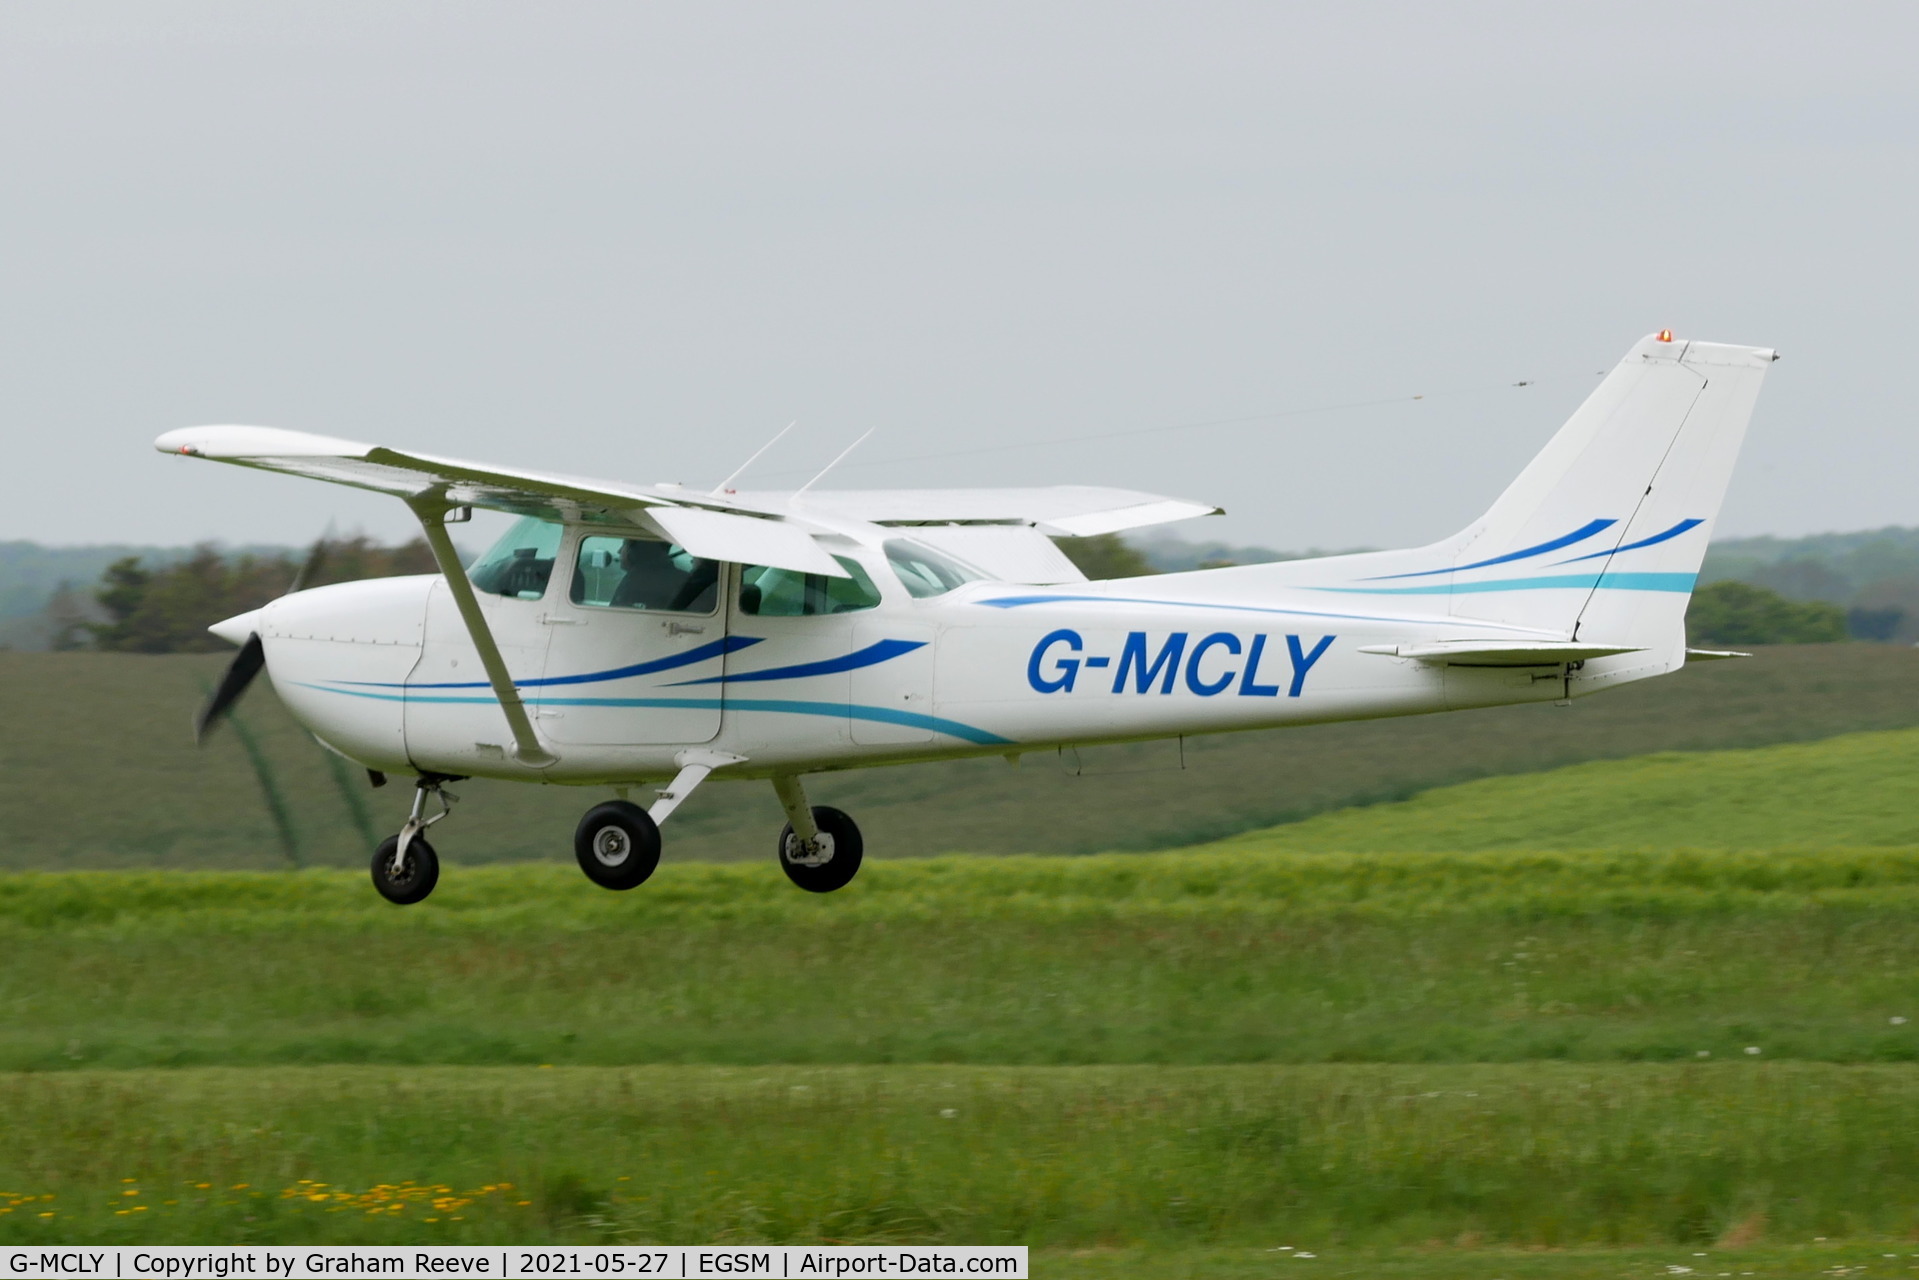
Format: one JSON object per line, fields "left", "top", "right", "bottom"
{"left": 667, "top": 638, "right": 926, "bottom": 686}
{"left": 1365, "top": 518, "right": 1617, "bottom": 580}
{"left": 339, "top": 635, "right": 762, "bottom": 690}
{"left": 1555, "top": 518, "right": 1704, "bottom": 565}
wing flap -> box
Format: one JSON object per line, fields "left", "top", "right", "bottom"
{"left": 1041, "top": 498, "right": 1223, "bottom": 537}
{"left": 645, "top": 507, "right": 849, "bottom": 577}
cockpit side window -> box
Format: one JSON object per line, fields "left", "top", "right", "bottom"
{"left": 883, "top": 539, "right": 982, "bottom": 598}
{"left": 571, "top": 536, "right": 720, "bottom": 614}
{"left": 738, "top": 556, "right": 882, "bottom": 616}
{"left": 467, "top": 517, "right": 564, "bottom": 600}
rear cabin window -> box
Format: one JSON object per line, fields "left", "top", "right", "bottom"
{"left": 571, "top": 536, "right": 720, "bottom": 614}
{"left": 883, "top": 539, "right": 982, "bottom": 598}
{"left": 738, "top": 557, "right": 881, "bottom": 616}
{"left": 467, "top": 517, "right": 563, "bottom": 600}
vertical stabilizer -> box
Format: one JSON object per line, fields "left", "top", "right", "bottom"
{"left": 1289, "top": 333, "right": 1775, "bottom": 658}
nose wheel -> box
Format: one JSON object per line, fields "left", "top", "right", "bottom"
{"left": 371, "top": 833, "right": 439, "bottom": 904}
{"left": 371, "top": 777, "right": 456, "bottom": 905}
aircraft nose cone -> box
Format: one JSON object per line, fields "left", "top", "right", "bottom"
{"left": 208, "top": 608, "right": 265, "bottom": 646}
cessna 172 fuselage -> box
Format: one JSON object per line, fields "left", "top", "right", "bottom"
{"left": 159, "top": 332, "right": 1775, "bottom": 903}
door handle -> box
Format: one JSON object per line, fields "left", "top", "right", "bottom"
{"left": 538, "top": 614, "right": 585, "bottom": 626}
{"left": 668, "top": 622, "right": 706, "bottom": 636}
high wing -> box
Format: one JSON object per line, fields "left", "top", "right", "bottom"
{"left": 155, "top": 426, "right": 1222, "bottom": 577}
{"left": 156, "top": 424, "right": 849, "bottom": 576}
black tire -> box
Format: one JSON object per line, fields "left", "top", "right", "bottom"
{"left": 777, "top": 806, "right": 863, "bottom": 893}
{"left": 371, "top": 834, "right": 439, "bottom": 905}
{"left": 574, "top": 801, "right": 662, "bottom": 890}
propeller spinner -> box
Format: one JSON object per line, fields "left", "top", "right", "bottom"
{"left": 193, "top": 533, "right": 330, "bottom": 743}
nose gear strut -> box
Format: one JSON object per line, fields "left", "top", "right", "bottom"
{"left": 394, "top": 775, "right": 459, "bottom": 872}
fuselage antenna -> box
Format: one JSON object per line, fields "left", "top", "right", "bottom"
{"left": 713, "top": 420, "right": 797, "bottom": 495}
{"left": 794, "top": 428, "right": 875, "bottom": 498}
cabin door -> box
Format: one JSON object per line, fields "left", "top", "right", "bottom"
{"left": 536, "top": 532, "right": 729, "bottom": 746}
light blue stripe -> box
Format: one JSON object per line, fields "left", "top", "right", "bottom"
{"left": 293, "top": 683, "right": 1011, "bottom": 745}
{"left": 1315, "top": 572, "right": 1698, "bottom": 596}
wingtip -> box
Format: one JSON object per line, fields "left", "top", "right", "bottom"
{"left": 154, "top": 425, "right": 377, "bottom": 460}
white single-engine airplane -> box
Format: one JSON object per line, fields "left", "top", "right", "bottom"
{"left": 158, "top": 331, "right": 1773, "bottom": 904}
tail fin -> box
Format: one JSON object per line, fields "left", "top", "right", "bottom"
{"left": 1287, "top": 333, "right": 1774, "bottom": 664}
{"left": 1446, "top": 333, "right": 1774, "bottom": 656}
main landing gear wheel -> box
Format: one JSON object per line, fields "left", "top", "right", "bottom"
{"left": 575, "top": 801, "right": 662, "bottom": 890}
{"left": 778, "top": 806, "right": 863, "bottom": 893}
{"left": 371, "top": 834, "right": 439, "bottom": 905}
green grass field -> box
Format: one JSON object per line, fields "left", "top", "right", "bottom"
{"left": 7, "top": 1062, "right": 1919, "bottom": 1260}
{"left": 7, "top": 845, "right": 1919, "bottom": 1073}
{"left": 4, "top": 642, "right": 1917, "bottom": 868}
{"left": 1220, "top": 724, "right": 1919, "bottom": 853}
{"left": 10, "top": 673, "right": 1919, "bottom": 1267}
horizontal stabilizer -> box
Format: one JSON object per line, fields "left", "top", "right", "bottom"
{"left": 1359, "top": 639, "right": 1646, "bottom": 666}
{"left": 1685, "top": 647, "right": 1753, "bottom": 661}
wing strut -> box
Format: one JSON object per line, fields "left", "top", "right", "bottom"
{"left": 410, "top": 498, "right": 558, "bottom": 768}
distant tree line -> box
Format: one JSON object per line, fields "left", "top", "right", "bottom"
{"left": 62, "top": 537, "right": 439, "bottom": 653}
{"left": 1684, "top": 580, "right": 1848, "bottom": 646}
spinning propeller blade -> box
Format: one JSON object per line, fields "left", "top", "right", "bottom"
{"left": 286, "top": 527, "right": 332, "bottom": 595}
{"left": 195, "top": 531, "right": 331, "bottom": 742}
{"left": 195, "top": 632, "right": 265, "bottom": 742}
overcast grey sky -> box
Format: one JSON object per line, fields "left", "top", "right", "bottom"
{"left": 2, "top": 2, "right": 1913, "bottom": 552}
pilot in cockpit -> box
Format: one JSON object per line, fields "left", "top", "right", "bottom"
{"left": 608, "top": 539, "right": 719, "bottom": 613}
